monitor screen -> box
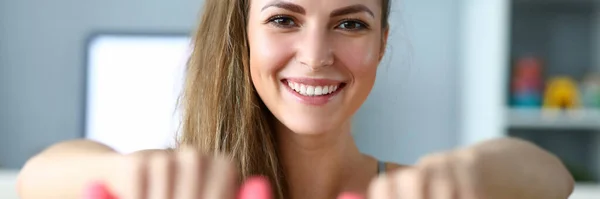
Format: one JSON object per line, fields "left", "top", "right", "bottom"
{"left": 85, "top": 34, "right": 191, "bottom": 154}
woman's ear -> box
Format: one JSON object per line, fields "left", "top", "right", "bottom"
{"left": 379, "top": 28, "right": 390, "bottom": 61}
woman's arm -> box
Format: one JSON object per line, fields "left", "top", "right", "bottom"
{"left": 467, "top": 137, "right": 575, "bottom": 198}
{"left": 368, "top": 137, "right": 575, "bottom": 199}
{"left": 17, "top": 139, "right": 123, "bottom": 199}
{"left": 18, "top": 140, "right": 238, "bottom": 199}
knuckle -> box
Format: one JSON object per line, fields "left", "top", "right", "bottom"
{"left": 189, "top": 153, "right": 204, "bottom": 171}
{"left": 455, "top": 149, "right": 481, "bottom": 168}
{"left": 417, "top": 152, "right": 448, "bottom": 165}
{"left": 150, "top": 153, "right": 170, "bottom": 167}
{"left": 149, "top": 153, "right": 174, "bottom": 177}
{"left": 417, "top": 152, "right": 455, "bottom": 173}
{"left": 394, "top": 168, "right": 422, "bottom": 184}
{"left": 209, "top": 155, "right": 237, "bottom": 182}
{"left": 213, "top": 155, "right": 234, "bottom": 171}
{"left": 392, "top": 169, "right": 427, "bottom": 198}
{"left": 123, "top": 154, "right": 146, "bottom": 177}
{"left": 367, "top": 175, "right": 391, "bottom": 198}
{"left": 119, "top": 155, "right": 147, "bottom": 198}
{"left": 178, "top": 150, "right": 205, "bottom": 175}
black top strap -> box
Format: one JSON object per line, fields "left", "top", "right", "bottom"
{"left": 377, "top": 161, "right": 386, "bottom": 174}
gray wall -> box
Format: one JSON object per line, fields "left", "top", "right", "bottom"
{"left": 354, "top": 0, "right": 460, "bottom": 164}
{"left": 0, "top": 0, "right": 461, "bottom": 168}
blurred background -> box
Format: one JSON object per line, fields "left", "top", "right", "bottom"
{"left": 1, "top": 0, "right": 599, "bottom": 198}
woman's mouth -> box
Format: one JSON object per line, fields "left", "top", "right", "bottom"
{"left": 287, "top": 82, "right": 338, "bottom": 96}
{"left": 281, "top": 79, "right": 346, "bottom": 105}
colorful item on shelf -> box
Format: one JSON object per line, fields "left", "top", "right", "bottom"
{"left": 543, "top": 76, "right": 581, "bottom": 109}
{"left": 511, "top": 56, "right": 543, "bottom": 107}
{"left": 580, "top": 74, "right": 600, "bottom": 108}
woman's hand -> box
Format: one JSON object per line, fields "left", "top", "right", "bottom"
{"left": 85, "top": 147, "right": 244, "bottom": 199}
{"left": 85, "top": 175, "right": 272, "bottom": 199}
{"left": 367, "top": 138, "right": 575, "bottom": 199}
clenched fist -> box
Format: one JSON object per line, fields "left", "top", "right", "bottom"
{"left": 368, "top": 151, "right": 483, "bottom": 199}
{"left": 367, "top": 138, "right": 574, "bottom": 199}
{"left": 83, "top": 147, "right": 271, "bottom": 199}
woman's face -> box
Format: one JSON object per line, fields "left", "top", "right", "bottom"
{"left": 248, "top": 0, "right": 387, "bottom": 135}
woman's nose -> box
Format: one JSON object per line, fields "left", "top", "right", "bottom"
{"left": 295, "top": 28, "right": 334, "bottom": 70}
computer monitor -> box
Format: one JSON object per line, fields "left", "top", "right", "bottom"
{"left": 84, "top": 34, "right": 191, "bottom": 154}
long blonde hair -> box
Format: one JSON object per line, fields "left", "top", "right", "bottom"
{"left": 179, "top": 0, "right": 391, "bottom": 198}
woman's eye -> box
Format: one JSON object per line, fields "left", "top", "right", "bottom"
{"left": 269, "top": 16, "right": 297, "bottom": 28}
{"left": 337, "top": 20, "right": 368, "bottom": 31}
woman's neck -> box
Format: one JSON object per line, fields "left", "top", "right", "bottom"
{"left": 275, "top": 121, "right": 377, "bottom": 199}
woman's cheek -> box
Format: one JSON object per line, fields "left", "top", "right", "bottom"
{"left": 252, "top": 34, "right": 296, "bottom": 72}
{"left": 339, "top": 45, "right": 380, "bottom": 75}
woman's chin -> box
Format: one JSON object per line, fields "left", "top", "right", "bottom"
{"left": 278, "top": 118, "right": 346, "bottom": 136}
{"left": 289, "top": 127, "right": 331, "bottom": 135}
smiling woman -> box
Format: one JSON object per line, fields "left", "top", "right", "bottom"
{"left": 16, "top": 0, "right": 575, "bottom": 199}
{"left": 179, "top": 0, "right": 391, "bottom": 197}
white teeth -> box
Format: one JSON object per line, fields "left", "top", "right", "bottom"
{"left": 300, "top": 84, "right": 307, "bottom": 95}
{"left": 306, "top": 86, "right": 315, "bottom": 96}
{"left": 314, "top": 86, "right": 323, "bottom": 95}
{"left": 322, "top": 86, "right": 329, "bottom": 94}
{"left": 286, "top": 81, "right": 340, "bottom": 96}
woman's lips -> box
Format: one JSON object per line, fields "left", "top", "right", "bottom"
{"left": 282, "top": 78, "right": 346, "bottom": 105}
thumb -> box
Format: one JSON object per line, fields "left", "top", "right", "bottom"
{"left": 238, "top": 176, "right": 272, "bottom": 199}
{"left": 84, "top": 182, "right": 118, "bottom": 199}
{"left": 337, "top": 192, "right": 364, "bottom": 199}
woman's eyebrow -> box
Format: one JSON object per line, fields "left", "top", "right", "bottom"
{"left": 330, "top": 4, "right": 374, "bottom": 18}
{"left": 261, "top": 1, "right": 374, "bottom": 19}
{"left": 261, "top": 1, "right": 306, "bottom": 15}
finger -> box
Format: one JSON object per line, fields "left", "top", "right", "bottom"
{"left": 394, "top": 168, "right": 427, "bottom": 199}
{"left": 203, "top": 156, "right": 238, "bottom": 199}
{"left": 174, "top": 150, "right": 205, "bottom": 199}
{"left": 452, "top": 152, "right": 481, "bottom": 199}
{"left": 238, "top": 176, "right": 272, "bottom": 199}
{"left": 121, "top": 156, "right": 147, "bottom": 199}
{"left": 367, "top": 175, "right": 392, "bottom": 199}
{"left": 84, "top": 182, "right": 118, "bottom": 199}
{"left": 337, "top": 192, "right": 364, "bottom": 199}
{"left": 428, "top": 159, "right": 457, "bottom": 199}
{"left": 147, "top": 153, "right": 175, "bottom": 199}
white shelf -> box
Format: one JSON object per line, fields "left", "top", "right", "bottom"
{"left": 0, "top": 170, "right": 18, "bottom": 199}
{"left": 571, "top": 183, "right": 600, "bottom": 199}
{"left": 507, "top": 108, "right": 600, "bottom": 130}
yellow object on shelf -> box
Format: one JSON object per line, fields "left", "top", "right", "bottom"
{"left": 543, "top": 77, "right": 581, "bottom": 109}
